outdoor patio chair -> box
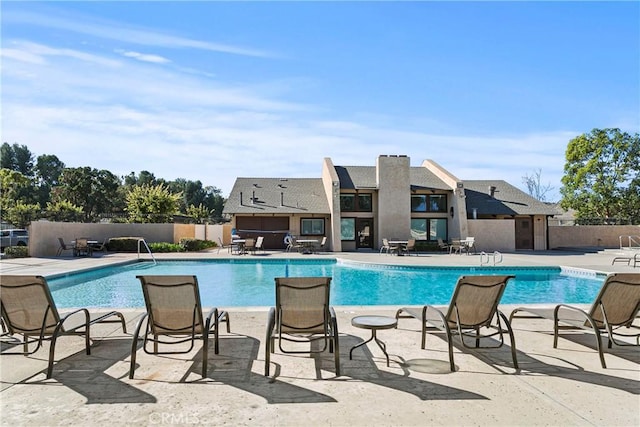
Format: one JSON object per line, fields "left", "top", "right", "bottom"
{"left": 129, "top": 275, "right": 230, "bottom": 378}
{"left": 253, "top": 236, "right": 265, "bottom": 254}
{"left": 437, "top": 238, "right": 450, "bottom": 252}
{"left": 91, "top": 238, "right": 109, "bottom": 253}
{"left": 403, "top": 238, "right": 417, "bottom": 256}
{"left": 509, "top": 272, "right": 640, "bottom": 368}
{"left": 74, "top": 238, "right": 92, "bottom": 257}
{"left": 396, "top": 275, "right": 518, "bottom": 371}
{"left": 243, "top": 238, "right": 256, "bottom": 254}
{"left": 380, "top": 238, "right": 399, "bottom": 255}
{"left": 0, "top": 275, "right": 127, "bottom": 378}
{"left": 56, "top": 237, "right": 75, "bottom": 256}
{"left": 314, "top": 236, "right": 327, "bottom": 253}
{"left": 265, "top": 277, "right": 340, "bottom": 376}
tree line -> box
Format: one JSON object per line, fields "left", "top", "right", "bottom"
{"left": 1, "top": 143, "right": 226, "bottom": 228}
{"left": 2, "top": 128, "right": 639, "bottom": 228}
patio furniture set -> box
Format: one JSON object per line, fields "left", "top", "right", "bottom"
{"left": 57, "top": 237, "right": 107, "bottom": 257}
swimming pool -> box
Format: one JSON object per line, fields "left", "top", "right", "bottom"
{"left": 47, "top": 259, "right": 605, "bottom": 308}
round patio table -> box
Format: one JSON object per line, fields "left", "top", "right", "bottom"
{"left": 349, "top": 315, "right": 398, "bottom": 366}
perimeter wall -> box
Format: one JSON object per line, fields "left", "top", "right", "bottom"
{"left": 23, "top": 221, "right": 640, "bottom": 257}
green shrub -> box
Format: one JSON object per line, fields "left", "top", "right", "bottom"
{"left": 149, "top": 242, "right": 184, "bottom": 253}
{"left": 106, "top": 237, "right": 147, "bottom": 252}
{"left": 3, "top": 246, "right": 29, "bottom": 258}
{"left": 415, "top": 241, "right": 440, "bottom": 252}
{"left": 179, "top": 238, "right": 217, "bottom": 252}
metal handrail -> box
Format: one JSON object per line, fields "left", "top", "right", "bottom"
{"left": 480, "top": 251, "right": 503, "bottom": 266}
{"left": 619, "top": 235, "right": 640, "bottom": 250}
{"left": 137, "top": 238, "right": 157, "bottom": 265}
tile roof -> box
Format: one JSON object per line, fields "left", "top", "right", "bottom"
{"left": 222, "top": 177, "right": 330, "bottom": 215}
{"left": 463, "top": 180, "right": 559, "bottom": 216}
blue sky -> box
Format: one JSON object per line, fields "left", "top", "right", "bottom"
{"left": 2, "top": 2, "right": 638, "bottom": 200}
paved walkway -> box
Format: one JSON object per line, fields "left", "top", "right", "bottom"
{"left": 1, "top": 249, "right": 639, "bottom": 426}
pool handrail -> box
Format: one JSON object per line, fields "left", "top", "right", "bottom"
{"left": 137, "top": 238, "right": 157, "bottom": 265}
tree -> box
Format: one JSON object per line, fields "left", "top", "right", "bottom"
{"left": 560, "top": 128, "right": 640, "bottom": 223}
{"left": 0, "top": 143, "right": 35, "bottom": 177}
{"left": 0, "top": 168, "right": 37, "bottom": 218}
{"left": 123, "top": 170, "right": 162, "bottom": 188}
{"left": 53, "top": 167, "right": 122, "bottom": 222}
{"left": 45, "top": 200, "right": 84, "bottom": 222}
{"left": 125, "top": 183, "right": 182, "bottom": 223}
{"left": 187, "top": 203, "right": 212, "bottom": 224}
{"left": 4, "top": 201, "right": 41, "bottom": 229}
{"left": 35, "top": 154, "right": 65, "bottom": 207}
{"left": 522, "top": 169, "right": 555, "bottom": 202}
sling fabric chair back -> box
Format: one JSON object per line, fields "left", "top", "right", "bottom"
{"left": 587, "top": 273, "right": 640, "bottom": 329}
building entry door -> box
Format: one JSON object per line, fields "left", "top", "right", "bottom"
{"left": 356, "top": 218, "right": 373, "bottom": 250}
{"left": 515, "top": 217, "right": 533, "bottom": 250}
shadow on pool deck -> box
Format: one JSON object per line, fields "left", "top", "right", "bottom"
{"left": 1, "top": 251, "right": 639, "bottom": 426}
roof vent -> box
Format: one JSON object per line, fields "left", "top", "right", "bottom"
{"left": 489, "top": 186, "right": 497, "bottom": 197}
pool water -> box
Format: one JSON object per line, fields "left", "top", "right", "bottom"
{"left": 48, "top": 259, "right": 605, "bottom": 308}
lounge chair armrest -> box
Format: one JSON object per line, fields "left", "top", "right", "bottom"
{"left": 554, "top": 304, "right": 591, "bottom": 324}
{"left": 423, "top": 304, "right": 448, "bottom": 327}
{"left": 205, "top": 307, "right": 221, "bottom": 330}
{"left": 59, "top": 308, "right": 91, "bottom": 333}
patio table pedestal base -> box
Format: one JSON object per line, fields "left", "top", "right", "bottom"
{"left": 349, "top": 315, "right": 398, "bottom": 367}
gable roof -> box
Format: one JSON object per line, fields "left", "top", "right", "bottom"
{"left": 463, "top": 180, "right": 559, "bottom": 216}
{"left": 335, "top": 166, "right": 450, "bottom": 190}
{"left": 222, "top": 177, "right": 330, "bottom": 215}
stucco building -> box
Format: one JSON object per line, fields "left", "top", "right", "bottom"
{"left": 222, "top": 155, "right": 558, "bottom": 252}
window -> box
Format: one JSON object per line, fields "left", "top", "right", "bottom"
{"left": 301, "top": 218, "right": 325, "bottom": 235}
{"left": 429, "top": 219, "right": 447, "bottom": 240}
{"left": 340, "top": 218, "right": 355, "bottom": 240}
{"left": 340, "top": 194, "right": 355, "bottom": 211}
{"left": 340, "top": 193, "right": 372, "bottom": 212}
{"left": 411, "top": 195, "right": 427, "bottom": 212}
{"left": 410, "top": 218, "right": 448, "bottom": 241}
{"left": 357, "top": 194, "right": 372, "bottom": 211}
{"left": 410, "top": 218, "right": 427, "bottom": 240}
{"left": 429, "top": 195, "right": 447, "bottom": 212}
{"left": 411, "top": 194, "right": 447, "bottom": 212}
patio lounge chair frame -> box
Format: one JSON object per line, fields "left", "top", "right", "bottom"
{"left": 509, "top": 273, "right": 640, "bottom": 368}
{"left": 56, "top": 237, "right": 75, "bottom": 256}
{"left": 129, "top": 275, "right": 230, "bottom": 378}
{"left": 611, "top": 252, "right": 639, "bottom": 268}
{"left": 265, "top": 277, "right": 340, "bottom": 376}
{"left": 0, "top": 275, "right": 127, "bottom": 378}
{"left": 396, "top": 275, "right": 518, "bottom": 372}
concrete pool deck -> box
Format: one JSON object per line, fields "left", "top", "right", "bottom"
{"left": 1, "top": 249, "right": 639, "bottom": 426}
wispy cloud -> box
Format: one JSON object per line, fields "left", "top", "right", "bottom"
{"left": 115, "top": 49, "right": 170, "bottom": 64}
{"left": 2, "top": 37, "right": 569, "bottom": 199}
{"left": 4, "top": 9, "right": 275, "bottom": 58}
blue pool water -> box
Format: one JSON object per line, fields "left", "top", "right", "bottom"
{"left": 48, "top": 259, "right": 605, "bottom": 309}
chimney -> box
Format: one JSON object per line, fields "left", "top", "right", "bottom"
{"left": 489, "top": 186, "right": 496, "bottom": 198}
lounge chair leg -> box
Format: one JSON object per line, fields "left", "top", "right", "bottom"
{"left": 265, "top": 309, "right": 276, "bottom": 376}
{"left": 129, "top": 314, "right": 148, "bottom": 379}
{"left": 498, "top": 311, "right": 519, "bottom": 370}
{"left": 203, "top": 331, "right": 209, "bottom": 377}
{"left": 591, "top": 324, "right": 607, "bottom": 369}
